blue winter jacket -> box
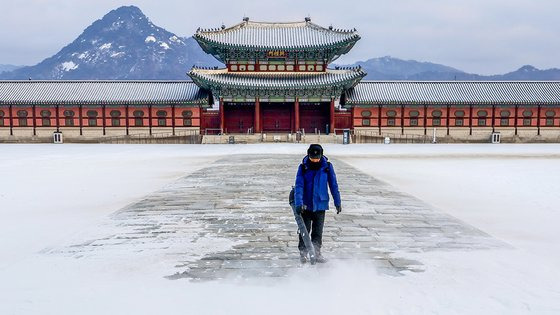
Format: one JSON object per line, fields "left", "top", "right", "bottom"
{"left": 294, "top": 156, "right": 341, "bottom": 211}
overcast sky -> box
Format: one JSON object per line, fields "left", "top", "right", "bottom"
{"left": 1, "top": 0, "right": 559, "bottom": 74}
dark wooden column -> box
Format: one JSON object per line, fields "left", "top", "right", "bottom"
{"left": 9, "top": 104, "right": 13, "bottom": 136}
{"left": 32, "top": 104, "right": 36, "bottom": 136}
{"left": 219, "top": 98, "right": 225, "bottom": 134}
{"left": 102, "top": 104, "right": 106, "bottom": 136}
{"left": 125, "top": 104, "right": 129, "bottom": 136}
{"left": 330, "top": 98, "right": 335, "bottom": 134}
{"left": 294, "top": 97, "right": 299, "bottom": 132}
{"left": 255, "top": 97, "right": 261, "bottom": 133}
{"left": 79, "top": 104, "right": 83, "bottom": 136}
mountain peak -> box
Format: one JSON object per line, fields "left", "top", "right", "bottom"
{"left": 103, "top": 5, "right": 146, "bottom": 21}
{"left": 518, "top": 65, "right": 538, "bottom": 72}
{"left": 0, "top": 5, "right": 220, "bottom": 80}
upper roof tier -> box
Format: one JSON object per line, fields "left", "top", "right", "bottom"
{"left": 194, "top": 18, "right": 360, "bottom": 64}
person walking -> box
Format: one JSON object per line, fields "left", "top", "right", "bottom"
{"left": 292, "top": 144, "right": 341, "bottom": 263}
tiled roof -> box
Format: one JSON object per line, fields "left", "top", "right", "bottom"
{"left": 0, "top": 81, "right": 208, "bottom": 105}
{"left": 195, "top": 19, "right": 359, "bottom": 50}
{"left": 346, "top": 81, "right": 560, "bottom": 105}
{"left": 188, "top": 67, "right": 366, "bottom": 90}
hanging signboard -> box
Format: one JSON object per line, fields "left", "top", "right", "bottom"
{"left": 267, "top": 51, "right": 287, "bottom": 58}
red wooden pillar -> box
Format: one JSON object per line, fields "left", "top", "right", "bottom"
{"left": 446, "top": 104, "right": 450, "bottom": 136}
{"left": 294, "top": 97, "right": 300, "bottom": 132}
{"left": 125, "top": 104, "right": 129, "bottom": 136}
{"left": 423, "top": 104, "right": 427, "bottom": 135}
{"left": 491, "top": 104, "right": 495, "bottom": 133}
{"left": 219, "top": 98, "right": 225, "bottom": 134}
{"left": 55, "top": 104, "right": 60, "bottom": 132}
{"left": 400, "top": 103, "right": 405, "bottom": 135}
{"left": 255, "top": 97, "right": 261, "bottom": 133}
{"left": 102, "top": 104, "right": 106, "bottom": 136}
{"left": 148, "top": 104, "right": 153, "bottom": 135}
{"left": 9, "top": 104, "right": 13, "bottom": 136}
{"left": 32, "top": 104, "right": 36, "bottom": 136}
{"left": 378, "top": 104, "right": 382, "bottom": 135}
{"left": 79, "top": 104, "right": 83, "bottom": 136}
{"left": 469, "top": 104, "right": 473, "bottom": 136}
{"left": 330, "top": 98, "right": 335, "bottom": 134}
{"left": 537, "top": 105, "right": 541, "bottom": 136}
{"left": 514, "top": 105, "right": 518, "bottom": 136}
{"left": 172, "top": 104, "right": 176, "bottom": 135}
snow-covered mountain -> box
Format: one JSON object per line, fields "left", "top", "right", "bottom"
{"left": 0, "top": 6, "right": 220, "bottom": 80}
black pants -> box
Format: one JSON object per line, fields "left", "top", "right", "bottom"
{"left": 298, "top": 210, "right": 326, "bottom": 253}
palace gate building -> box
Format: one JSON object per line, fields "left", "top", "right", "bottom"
{"left": 1, "top": 18, "right": 560, "bottom": 143}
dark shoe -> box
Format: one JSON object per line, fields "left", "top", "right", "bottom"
{"left": 315, "top": 250, "right": 327, "bottom": 263}
{"left": 299, "top": 251, "right": 308, "bottom": 264}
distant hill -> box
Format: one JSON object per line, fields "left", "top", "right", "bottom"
{"left": 0, "top": 6, "right": 558, "bottom": 81}
{"left": 0, "top": 64, "right": 22, "bottom": 74}
{"left": 0, "top": 6, "right": 220, "bottom": 80}
{"left": 343, "top": 56, "right": 560, "bottom": 80}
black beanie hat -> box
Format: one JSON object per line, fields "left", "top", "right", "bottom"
{"left": 307, "top": 144, "right": 323, "bottom": 159}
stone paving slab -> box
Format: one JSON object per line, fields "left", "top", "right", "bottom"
{"left": 47, "top": 154, "right": 509, "bottom": 281}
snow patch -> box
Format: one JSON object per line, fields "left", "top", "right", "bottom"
{"left": 169, "top": 35, "right": 181, "bottom": 43}
{"left": 99, "top": 43, "right": 112, "bottom": 50}
{"left": 110, "top": 52, "right": 125, "bottom": 58}
{"left": 159, "top": 42, "right": 170, "bottom": 50}
{"left": 61, "top": 61, "right": 78, "bottom": 71}
{"left": 145, "top": 36, "right": 156, "bottom": 43}
{"left": 78, "top": 52, "right": 88, "bottom": 60}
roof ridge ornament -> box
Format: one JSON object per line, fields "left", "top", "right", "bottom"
{"left": 305, "top": 16, "right": 311, "bottom": 22}
{"left": 243, "top": 16, "right": 249, "bottom": 22}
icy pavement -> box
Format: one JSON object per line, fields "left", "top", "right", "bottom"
{"left": 47, "top": 154, "right": 508, "bottom": 280}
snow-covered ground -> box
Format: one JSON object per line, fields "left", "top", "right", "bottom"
{"left": 1, "top": 144, "right": 559, "bottom": 314}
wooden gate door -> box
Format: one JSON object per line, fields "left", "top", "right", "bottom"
{"left": 300, "top": 102, "right": 329, "bottom": 134}
{"left": 262, "top": 103, "right": 292, "bottom": 132}
{"left": 224, "top": 104, "right": 254, "bottom": 133}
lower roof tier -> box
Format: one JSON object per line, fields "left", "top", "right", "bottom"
{"left": 1, "top": 80, "right": 559, "bottom": 106}
{"left": 188, "top": 67, "right": 366, "bottom": 98}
